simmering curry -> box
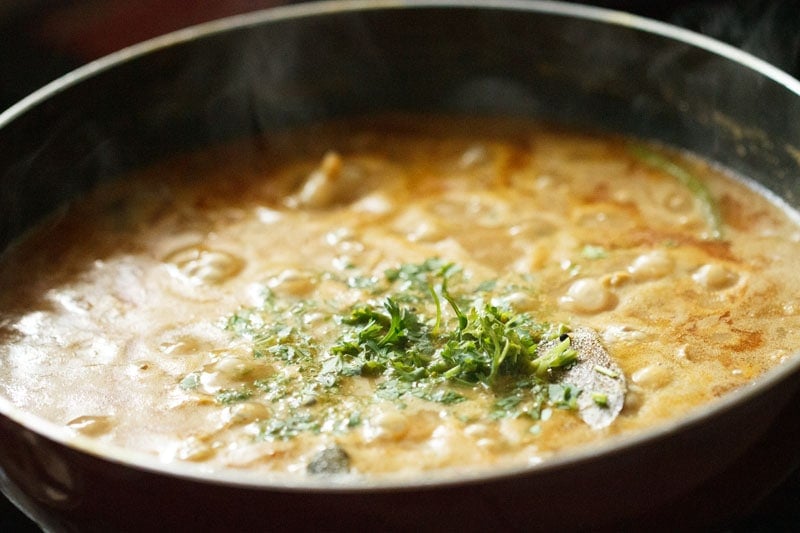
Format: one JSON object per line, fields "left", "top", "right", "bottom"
{"left": 1, "top": 115, "right": 799, "bottom": 478}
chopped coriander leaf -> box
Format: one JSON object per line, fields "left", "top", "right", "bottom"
{"left": 548, "top": 383, "right": 581, "bottom": 410}
{"left": 347, "top": 275, "right": 380, "bottom": 290}
{"left": 216, "top": 387, "right": 254, "bottom": 405}
{"left": 439, "top": 303, "right": 546, "bottom": 385}
{"left": 212, "top": 259, "right": 620, "bottom": 440}
{"left": 423, "top": 388, "right": 466, "bottom": 405}
{"left": 253, "top": 325, "right": 313, "bottom": 362}
{"left": 259, "top": 412, "right": 320, "bottom": 440}
{"left": 492, "top": 393, "right": 523, "bottom": 417}
{"left": 581, "top": 244, "right": 607, "bottom": 260}
{"left": 530, "top": 336, "right": 579, "bottom": 377}
{"left": 594, "top": 364, "right": 620, "bottom": 379}
{"left": 225, "top": 309, "right": 263, "bottom": 336}
{"left": 491, "top": 380, "right": 546, "bottom": 420}
{"left": 385, "top": 257, "right": 452, "bottom": 288}
{"left": 376, "top": 378, "right": 413, "bottom": 401}
{"left": 347, "top": 411, "right": 362, "bottom": 428}
{"left": 592, "top": 391, "right": 609, "bottom": 408}
{"left": 253, "top": 375, "right": 295, "bottom": 401}
{"left": 180, "top": 372, "right": 200, "bottom": 391}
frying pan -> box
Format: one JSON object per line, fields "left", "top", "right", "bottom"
{"left": 1, "top": 1, "right": 799, "bottom": 530}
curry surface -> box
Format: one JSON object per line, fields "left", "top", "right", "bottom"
{"left": 1, "top": 115, "right": 799, "bottom": 479}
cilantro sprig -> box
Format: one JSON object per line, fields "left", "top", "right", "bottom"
{"left": 329, "top": 260, "right": 576, "bottom": 389}
{"left": 206, "top": 259, "right": 586, "bottom": 441}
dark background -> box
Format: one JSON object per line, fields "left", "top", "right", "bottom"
{"left": 1, "top": 1, "right": 799, "bottom": 530}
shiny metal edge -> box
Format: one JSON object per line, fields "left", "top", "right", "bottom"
{"left": 1, "top": 0, "right": 799, "bottom": 127}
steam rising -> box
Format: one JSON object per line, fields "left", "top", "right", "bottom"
{"left": 671, "top": 0, "right": 800, "bottom": 77}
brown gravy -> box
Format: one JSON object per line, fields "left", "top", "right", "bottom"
{"left": 1, "top": 115, "right": 799, "bottom": 479}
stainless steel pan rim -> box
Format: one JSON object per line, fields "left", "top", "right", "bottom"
{"left": 0, "top": 0, "right": 799, "bottom": 493}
